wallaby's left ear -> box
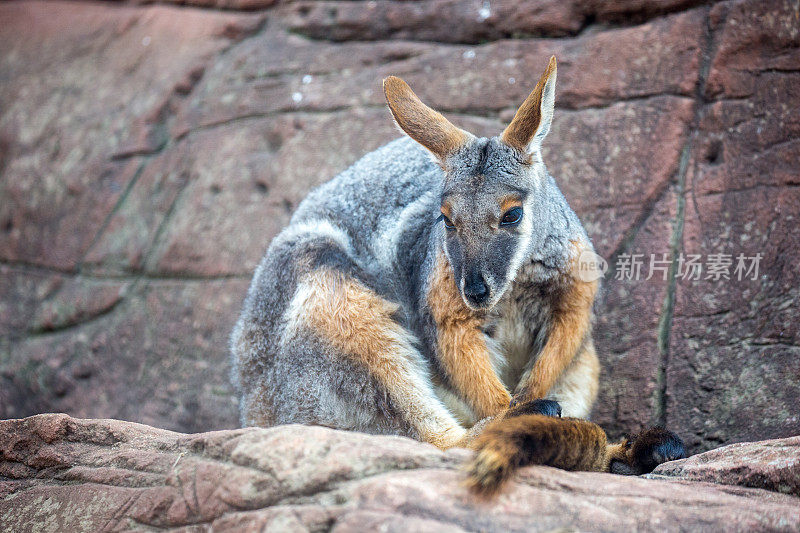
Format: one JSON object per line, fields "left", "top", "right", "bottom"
{"left": 383, "top": 76, "right": 473, "bottom": 164}
{"left": 500, "top": 55, "right": 557, "bottom": 154}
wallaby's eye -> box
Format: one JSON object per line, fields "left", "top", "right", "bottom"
{"left": 500, "top": 206, "right": 523, "bottom": 226}
{"left": 437, "top": 214, "right": 456, "bottom": 230}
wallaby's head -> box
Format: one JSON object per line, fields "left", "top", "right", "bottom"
{"left": 383, "top": 56, "right": 558, "bottom": 310}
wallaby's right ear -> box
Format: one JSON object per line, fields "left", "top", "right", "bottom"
{"left": 383, "top": 76, "right": 472, "bottom": 164}
{"left": 500, "top": 56, "right": 557, "bottom": 154}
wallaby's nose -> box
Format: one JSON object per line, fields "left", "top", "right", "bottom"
{"left": 464, "top": 271, "right": 490, "bottom": 306}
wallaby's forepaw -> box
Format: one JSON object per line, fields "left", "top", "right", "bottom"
{"left": 506, "top": 399, "right": 562, "bottom": 419}
{"left": 612, "top": 426, "right": 686, "bottom": 475}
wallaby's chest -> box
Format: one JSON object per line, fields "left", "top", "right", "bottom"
{"left": 484, "top": 261, "right": 560, "bottom": 392}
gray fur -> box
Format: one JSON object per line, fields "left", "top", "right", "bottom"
{"left": 231, "top": 68, "right": 596, "bottom": 436}
{"left": 231, "top": 133, "right": 593, "bottom": 435}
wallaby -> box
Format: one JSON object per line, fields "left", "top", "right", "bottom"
{"left": 231, "top": 56, "right": 685, "bottom": 494}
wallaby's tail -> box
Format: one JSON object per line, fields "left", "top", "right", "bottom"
{"left": 465, "top": 414, "right": 608, "bottom": 496}
{"left": 465, "top": 409, "right": 686, "bottom": 496}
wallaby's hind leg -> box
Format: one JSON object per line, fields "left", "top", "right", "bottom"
{"left": 235, "top": 320, "right": 407, "bottom": 435}
{"left": 282, "top": 268, "right": 466, "bottom": 449}
{"left": 543, "top": 338, "right": 600, "bottom": 419}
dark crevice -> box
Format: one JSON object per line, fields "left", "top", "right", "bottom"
{"left": 652, "top": 3, "right": 729, "bottom": 428}
{"left": 173, "top": 107, "right": 355, "bottom": 141}
{"left": 699, "top": 182, "right": 800, "bottom": 197}
{"left": 557, "top": 93, "right": 693, "bottom": 112}
{"left": 174, "top": 92, "right": 695, "bottom": 142}
{"left": 76, "top": 157, "right": 150, "bottom": 273}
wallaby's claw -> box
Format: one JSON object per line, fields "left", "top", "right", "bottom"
{"left": 506, "top": 399, "right": 562, "bottom": 419}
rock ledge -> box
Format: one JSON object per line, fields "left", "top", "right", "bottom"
{"left": 1, "top": 414, "right": 799, "bottom": 532}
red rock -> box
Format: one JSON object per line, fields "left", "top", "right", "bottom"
{"left": 136, "top": 0, "right": 280, "bottom": 9}
{"left": 1, "top": 416, "right": 800, "bottom": 531}
{"left": 705, "top": 0, "right": 800, "bottom": 99}
{"left": 592, "top": 187, "right": 680, "bottom": 436}
{"left": 174, "top": 10, "right": 704, "bottom": 136}
{"left": 80, "top": 144, "right": 194, "bottom": 275}
{"left": 30, "top": 278, "right": 128, "bottom": 333}
{"left": 549, "top": 96, "right": 695, "bottom": 258}
{"left": 0, "top": 1, "right": 264, "bottom": 270}
{"left": 0, "top": 266, "right": 65, "bottom": 339}
{"left": 653, "top": 436, "right": 800, "bottom": 496}
{"left": 587, "top": 0, "right": 710, "bottom": 22}
{"left": 2, "top": 278, "right": 247, "bottom": 431}
{"left": 279, "top": 0, "right": 585, "bottom": 43}
{"left": 665, "top": 0, "right": 800, "bottom": 451}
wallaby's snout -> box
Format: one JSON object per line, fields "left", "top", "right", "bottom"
{"left": 463, "top": 269, "right": 490, "bottom": 307}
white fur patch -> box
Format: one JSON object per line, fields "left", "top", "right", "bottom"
{"left": 371, "top": 191, "right": 437, "bottom": 269}
{"left": 277, "top": 218, "right": 354, "bottom": 257}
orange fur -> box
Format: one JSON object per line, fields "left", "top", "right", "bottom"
{"left": 500, "top": 55, "right": 556, "bottom": 153}
{"left": 466, "top": 413, "right": 679, "bottom": 496}
{"left": 518, "top": 243, "right": 598, "bottom": 401}
{"left": 603, "top": 440, "right": 630, "bottom": 470}
{"left": 299, "top": 269, "right": 464, "bottom": 449}
{"left": 466, "top": 414, "right": 608, "bottom": 496}
{"left": 499, "top": 195, "right": 523, "bottom": 212}
{"left": 428, "top": 254, "right": 511, "bottom": 419}
{"left": 383, "top": 76, "right": 470, "bottom": 162}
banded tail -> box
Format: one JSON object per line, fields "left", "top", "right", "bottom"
{"left": 466, "top": 401, "right": 686, "bottom": 496}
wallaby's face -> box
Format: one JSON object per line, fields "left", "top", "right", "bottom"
{"left": 384, "top": 57, "right": 558, "bottom": 310}
{"left": 438, "top": 138, "right": 540, "bottom": 309}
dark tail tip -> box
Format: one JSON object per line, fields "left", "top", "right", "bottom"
{"left": 630, "top": 426, "right": 687, "bottom": 474}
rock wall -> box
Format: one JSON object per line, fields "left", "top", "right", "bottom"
{"left": 1, "top": 0, "right": 798, "bottom": 452}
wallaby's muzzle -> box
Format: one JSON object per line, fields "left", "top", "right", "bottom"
{"left": 463, "top": 269, "right": 490, "bottom": 307}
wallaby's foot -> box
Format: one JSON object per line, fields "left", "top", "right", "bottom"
{"left": 610, "top": 426, "right": 686, "bottom": 475}
{"left": 506, "top": 399, "right": 562, "bottom": 418}
{"left": 427, "top": 425, "right": 468, "bottom": 450}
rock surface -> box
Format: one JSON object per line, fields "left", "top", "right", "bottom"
{"left": 1, "top": 415, "right": 799, "bottom": 532}
{"left": 1, "top": 0, "right": 799, "bottom": 453}
{"left": 653, "top": 435, "right": 800, "bottom": 496}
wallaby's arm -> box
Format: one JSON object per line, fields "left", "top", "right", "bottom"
{"left": 428, "top": 253, "right": 512, "bottom": 419}
{"left": 516, "top": 250, "right": 598, "bottom": 402}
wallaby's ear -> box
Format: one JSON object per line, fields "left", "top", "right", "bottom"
{"left": 500, "top": 56, "right": 557, "bottom": 154}
{"left": 383, "top": 76, "right": 472, "bottom": 163}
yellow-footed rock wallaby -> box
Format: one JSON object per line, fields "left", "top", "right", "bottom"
{"left": 231, "top": 56, "right": 685, "bottom": 495}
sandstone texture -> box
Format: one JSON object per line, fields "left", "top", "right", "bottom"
{"left": 1, "top": 0, "right": 799, "bottom": 455}
{"left": 1, "top": 414, "right": 799, "bottom": 532}
{"left": 654, "top": 435, "right": 800, "bottom": 496}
